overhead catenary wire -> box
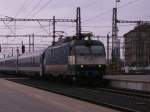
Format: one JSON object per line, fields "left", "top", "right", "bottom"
{"left": 14, "top": 0, "right": 44, "bottom": 34}
{"left": 5, "top": 0, "right": 32, "bottom": 42}
{"left": 56, "top": 24, "right": 137, "bottom": 29}
{"left": 37, "top": 21, "right": 49, "bottom": 34}
{"left": 24, "top": 0, "right": 43, "bottom": 19}
{"left": 83, "top": 0, "right": 140, "bottom": 23}
{"left": 30, "top": 0, "right": 53, "bottom": 18}
{"left": 2, "top": 21, "right": 16, "bottom": 35}
{"left": 14, "top": 0, "right": 32, "bottom": 18}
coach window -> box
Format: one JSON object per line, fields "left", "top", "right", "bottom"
{"left": 91, "top": 46, "right": 105, "bottom": 55}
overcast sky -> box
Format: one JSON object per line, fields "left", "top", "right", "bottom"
{"left": 0, "top": 0, "right": 149, "bottom": 57}
{"left": 0, "top": 0, "right": 149, "bottom": 35}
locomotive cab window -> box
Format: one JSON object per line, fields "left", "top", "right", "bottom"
{"left": 75, "top": 45, "right": 105, "bottom": 55}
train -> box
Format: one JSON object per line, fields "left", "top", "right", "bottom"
{"left": 0, "top": 34, "right": 106, "bottom": 83}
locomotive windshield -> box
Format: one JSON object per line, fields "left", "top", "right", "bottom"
{"left": 75, "top": 45, "right": 105, "bottom": 55}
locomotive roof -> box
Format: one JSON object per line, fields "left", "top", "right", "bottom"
{"left": 53, "top": 36, "right": 104, "bottom": 46}
{"left": 71, "top": 39, "right": 104, "bottom": 46}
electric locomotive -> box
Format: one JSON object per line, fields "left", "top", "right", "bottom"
{"left": 43, "top": 35, "right": 106, "bottom": 82}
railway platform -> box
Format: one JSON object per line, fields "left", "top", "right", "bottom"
{"left": 104, "top": 75, "right": 150, "bottom": 92}
{"left": 0, "top": 76, "right": 117, "bottom": 112}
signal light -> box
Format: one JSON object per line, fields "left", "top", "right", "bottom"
{"left": 22, "top": 45, "right": 25, "bottom": 53}
{"left": 0, "top": 44, "right": 1, "bottom": 53}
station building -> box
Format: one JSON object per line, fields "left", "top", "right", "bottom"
{"left": 124, "top": 24, "right": 150, "bottom": 73}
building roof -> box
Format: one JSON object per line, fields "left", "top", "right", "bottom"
{"left": 124, "top": 24, "right": 150, "bottom": 37}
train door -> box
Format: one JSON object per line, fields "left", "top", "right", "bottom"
{"left": 16, "top": 49, "right": 19, "bottom": 74}
{"left": 40, "top": 52, "right": 45, "bottom": 77}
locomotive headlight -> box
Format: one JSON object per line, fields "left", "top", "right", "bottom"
{"left": 98, "top": 65, "right": 102, "bottom": 67}
{"left": 81, "top": 65, "right": 84, "bottom": 68}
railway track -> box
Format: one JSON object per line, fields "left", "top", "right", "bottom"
{"left": 93, "top": 87, "right": 150, "bottom": 99}
{"left": 5, "top": 77, "right": 150, "bottom": 112}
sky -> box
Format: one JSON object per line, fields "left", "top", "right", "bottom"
{"left": 0, "top": 0, "right": 149, "bottom": 57}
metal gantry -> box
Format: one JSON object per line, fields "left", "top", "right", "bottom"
{"left": 0, "top": 17, "right": 77, "bottom": 44}
{"left": 0, "top": 17, "right": 76, "bottom": 22}
{"left": 0, "top": 7, "right": 82, "bottom": 57}
{"left": 117, "top": 20, "right": 150, "bottom": 24}
{"left": 0, "top": 7, "right": 82, "bottom": 45}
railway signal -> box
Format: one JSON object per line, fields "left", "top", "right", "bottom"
{"left": 22, "top": 41, "right": 25, "bottom": 53}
